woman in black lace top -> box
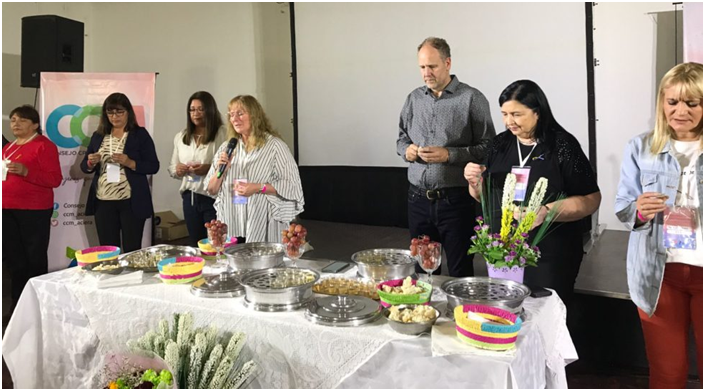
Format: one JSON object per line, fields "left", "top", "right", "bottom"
{"left": 464, "top": 80, "right": 601, "bottom": 305}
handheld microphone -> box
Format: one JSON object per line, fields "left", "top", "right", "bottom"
{"left": 216, "top": 138, "right": 238, "bottom": 179}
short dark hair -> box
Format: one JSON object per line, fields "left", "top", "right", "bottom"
{"left": 96, "top": 92, "right": 139, "bottom": 135}
{"left": 9, "top": 105, "right": 42, "bottom": 135}
{"left": 418, "top": 37, "right": 451, "bottom": 60}
{"left": 498, "top": 80, "right": 566, "bottom": 152}
{"left": 184, "top": 91, "right": 224, "bottom": 145}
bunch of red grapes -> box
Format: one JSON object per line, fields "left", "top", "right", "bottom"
{"left": 282, "top": 223, "right": 307, "bottom": 258}
{"left": 205, "top": 219, "right": 228, "bottom": 248}
{"left": 410, "top": 235, "right": 441, "bottom": 270}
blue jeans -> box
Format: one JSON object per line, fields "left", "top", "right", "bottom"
{"left": 182, "top": 191, "right": 217, "bottom": 247}
{"left": 407, "top": 185, "right": 476, "bottom": 277}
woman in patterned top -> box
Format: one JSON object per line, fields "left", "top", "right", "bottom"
{"left": 464, "top": 80, "right": 601, "bottom": 306}
{"left": 81, "top": 93, "right": 159, "bottom": 252}
{"left": 205, "top": 95, "right": 304, "bottom": 243}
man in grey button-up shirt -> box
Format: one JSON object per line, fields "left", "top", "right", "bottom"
{"left": 396, "top": 37, "right": 495, "bottom": 277}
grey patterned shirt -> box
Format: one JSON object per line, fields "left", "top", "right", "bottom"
{"left": 396, "top": 75, "right": 496, "bottom": 189}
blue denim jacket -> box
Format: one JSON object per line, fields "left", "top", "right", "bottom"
{"left": 615, "top": 132, "right": 703, "bottom": 316}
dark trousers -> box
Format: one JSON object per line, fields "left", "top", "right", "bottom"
{"left": 182, "top": 191, "right": 218, "bottom": 247}
{"left": 3, "top": 208, "right": 52, "bottom": 303}
{"left": 523, "top": 246, "right": 583, "bottom": 307}
{"left": 94, "top": 199, "right": 146, "bottom": 253}
{"left": 407, "top": 186, "right": 476, "bottom": 277}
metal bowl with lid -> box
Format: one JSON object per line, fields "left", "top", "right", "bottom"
{"left": 224, "top": 242, "right": 285, "bottom": 271}
{"left": 441, "top": 277, "right": 531, "bottom": 318}
{"left": 240, "top": 267, "right": 319, "bottom": 311}
{"left": 305, "top": 295, "right": 382, "bottom": 327}
{"left": 191, "top": 270, "right": 249, "bottom": 298}
{"left": 119, "top": 245, "right": 199, "bottom": 272}
{"left": 351, "top": 249, "right": 416, "bottom": 281}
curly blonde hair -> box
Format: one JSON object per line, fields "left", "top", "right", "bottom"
{"left": 650, "top": 62, "right": 703, "bottom": 155}
{"left": 226, "top": 95, "right": 279, "bottom": 150}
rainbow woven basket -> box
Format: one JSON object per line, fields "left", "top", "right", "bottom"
{"left": 158, "top": 256, "right": 205, "bottom": 284}
{"left": 454, "top": 304, "right": 522, "bottom": 351}
{"left": 197, "top": 237, "right": 238, "bottom": 256}
{"left": 377, "top": 279, "right": 432, "bottom": 308}
{"left": 75, "top": 246, "right": 121, "bottom": 267}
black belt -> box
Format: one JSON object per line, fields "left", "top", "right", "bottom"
{"left": 409, "top": 184, "right": 467, "bottom": 200}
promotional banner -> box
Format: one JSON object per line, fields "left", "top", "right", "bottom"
{"left": 40, "top": 73, "right": 156, "bottom": 271}
{"left": 683, "top": 2, "right": 703, "bottom": 63}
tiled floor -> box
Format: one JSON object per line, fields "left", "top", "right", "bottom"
{"left": 2, "top": 219, "right": 702, "bottom": 389}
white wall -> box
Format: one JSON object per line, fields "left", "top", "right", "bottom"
{"left": 89, "top": 3, "right": 260, "bottom": 218}
{"left": 295, "top": 2, "right": 588, "bottom": 167}
{"left": 593, "top": 2, "right": 681, "bottom": 231}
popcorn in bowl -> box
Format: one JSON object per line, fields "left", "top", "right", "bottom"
{"left": 381, "top": 276, "right": 425, "bottom": 295}
{"left": 389, "top": 304, "right": 437, "bottom": 323}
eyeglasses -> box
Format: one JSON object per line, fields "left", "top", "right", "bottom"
{"left": 189, "top": 107, "right": 205, "bottom": 113}
{"left": 228, "top": 110, "right": 247, "bottom": 118}
{"left": 106, "top": 109, "right": 127, "bottom": 117}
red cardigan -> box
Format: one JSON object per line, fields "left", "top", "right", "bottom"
{"left": 2, "top": 134, "right": 62, "bottom": 210}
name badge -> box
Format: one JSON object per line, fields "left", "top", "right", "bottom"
{"left": 106, "top": 163, "right": 121, "bottom": 183}
{"left": 511, "top": 166, "right": 532, "bottom": 202}
{"left": 186, "top": 174, "right": 201, "bottom": 183}
{"left": 663, "top": 206, "right": 697, "bottom": 250}
{"left": 1, "top": 160, "right": 8, "bottom": 181}
{"left": 232, "top": 178, "right": 248, "bottom": 204}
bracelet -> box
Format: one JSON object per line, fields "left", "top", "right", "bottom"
{"left": 637, "top": 210, "right": 645, "bottom": 221}
{"left": 260, "top": 184, "right": 267, "bottom": 194}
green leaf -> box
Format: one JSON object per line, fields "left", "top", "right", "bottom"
{"left": 66, "top": 246, "right": 76, "bottom": 260}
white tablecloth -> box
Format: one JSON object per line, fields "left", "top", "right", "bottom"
{"left": 2, "top": 261, "right": 577, "bottom": 389}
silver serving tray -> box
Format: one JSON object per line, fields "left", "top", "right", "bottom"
{"left": 441, "top": 277, "right": 531, "bottom": 318}
{"left": 119, "top": 245, "right": 199, "bottom": 272}
{"left": 305, "top": 295, "right": 382, "bottom": 327}
{"left": 224, "top": 242, "right": 285, "bottom": 271}
{"left": 240, "top": 267, "right": 319, "bottom": 311}
{"left": 351, "top": 249, "right": 416, "bottom": 281}
{"left": 191, "top": 270, "right": 249, "bottom": 298}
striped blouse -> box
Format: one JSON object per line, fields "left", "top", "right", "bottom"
{"left": 204, "top": 134, "right": 304, "bottom": 242}
{"left": 96, "top": 133, "right": 131, "bottom": 200}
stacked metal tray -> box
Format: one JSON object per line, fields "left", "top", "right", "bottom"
{"left": 351, "top": 249, "right": 416, "bottom": 281}
{"left": 224, "top": 242, "right": 285, "bottom": 270}
{"left": 441, "top": 277, "right": 531, "bottom": 319}
{"left": 191, "top": 270, "right": 250, "bottom": 298}
{"left": 305, "top": 295, "right": 382, "bottom": 327}
{"left": 119, "top": 245, "right": 199, "bottom": 272}
{"left": 240, "top": 267, "right": 319, "bottom": 312}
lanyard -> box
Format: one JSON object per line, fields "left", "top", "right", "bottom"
{"left": 3, "top": 133, "right": 38, "bottom": 161}
{"left": 109, "top": 132, "right": 128, "bottom": 155}
{"left": 516, "top": 138, "right": 538, "bottom": 168}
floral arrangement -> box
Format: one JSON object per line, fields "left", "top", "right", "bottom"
{"left": 468, "top": 173, "right": 562, "bottom": 268}
{"left": 96, "top": 352, "right": 174, "bottom": 389}
{"left": 125, "top": 313, "right": 258, "bottom": 389}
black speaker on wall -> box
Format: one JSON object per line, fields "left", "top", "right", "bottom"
{"left": 21, "top": 15, "right": 84, "bottom": 88}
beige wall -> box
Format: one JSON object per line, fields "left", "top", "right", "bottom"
{"left": 2, "top": 2, "right": 293, "bottom": 218}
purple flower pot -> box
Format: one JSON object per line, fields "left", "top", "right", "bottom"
{"left": 486, "top": 262, "right": 525, "bottom": 284}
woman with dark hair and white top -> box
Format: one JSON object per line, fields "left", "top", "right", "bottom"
{"left": 205, "top": 95, "right": 304, "bottom": 243}
{"left": 169, "top": 91, "right": 227, "bottom": 246}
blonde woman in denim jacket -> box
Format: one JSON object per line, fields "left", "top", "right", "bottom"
{"left": 615, "top": 62, "right": 703, "bottom": 389}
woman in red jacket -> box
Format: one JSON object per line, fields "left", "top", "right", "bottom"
{"left": 2, "top": 105, "right": 62, "bottom": 304}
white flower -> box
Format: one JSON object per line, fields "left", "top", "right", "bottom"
{"left": 528, "top": 177, "right": 548, "bottom": 213}
{"left": 502, "top": 173, "right": 517, "bottom": 210}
